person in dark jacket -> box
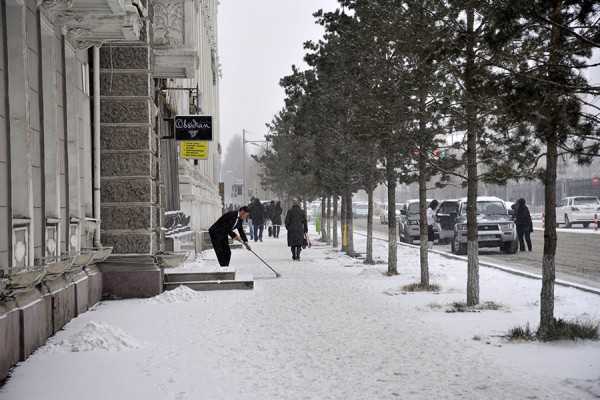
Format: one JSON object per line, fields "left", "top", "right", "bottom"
{"left": 266, "top": 201, "right": 274, "bottom": 237}
{"left": 514, "top": 198, "right": 533, "bottom": 251}
{"left": 208, "top": 206, "right": 251, "bottom": 266}
{"left": 285, "top": 203, "right": 308, "bottom": 260}
{"left": 271, "top": 201, "right": 283, "bottom": 238}
{"left": 249, "top": 198, "right": 265, "bottom": 242}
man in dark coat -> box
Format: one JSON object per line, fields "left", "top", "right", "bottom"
{"left": 271, "top": 201, "right": 283, "bottom": 238}
{"left": 250, "top": 198, "right": 265, "bottom": 242}
{"left": 266, "top": 201, "right": 274, "bottom": 237}
{"left": 208, "top": 206, "right": 251, "bottom": 267}
{"left": 285, "top": 203, "right": 308, "bottom": 260}
{"left": 514, "top": 198, "right": 533, "bottom": 251}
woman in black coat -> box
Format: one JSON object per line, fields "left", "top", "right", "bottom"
{"left": 271, "top": 201, "right": 283, "bottom": 238}
{"left": 285, "top": 203, "right": 308, "bottom": 260}
{"left": 514, "top": 198, "right": 533, "bottom": 251}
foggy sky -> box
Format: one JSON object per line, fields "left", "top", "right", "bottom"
{"left": 218, "top": 0, "right": 339, "bottom": 156}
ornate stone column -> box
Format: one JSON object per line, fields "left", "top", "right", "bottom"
{"left": 97, "top": 25, "right": 162, "bottom": 298}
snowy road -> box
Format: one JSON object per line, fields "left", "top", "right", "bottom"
{"left": 1, "top": 232, "right": 599, "bottom": 399}
{"left": 355, "top": 218, "right": 600, "bottom": 289}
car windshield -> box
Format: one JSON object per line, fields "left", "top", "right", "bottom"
{"left": 438, "top": 202, "right": 458, "bottom": 214}
{"left": 354, "top": 204, "right": 368, "bottom": 210}
{"left": 407, "top": 203, "right": 420, "bottom": 214}
{"left": 476, "top": 201, "right": 507, "bottom": 215}
{"left": 573, "top": 197, "right": 600, "bottom": 205}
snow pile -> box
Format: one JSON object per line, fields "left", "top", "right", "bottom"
{"left": 146, "top": 285, "right": 206, "bottom": 304}
{"left": 53, "top": 322, "right": 140, "bottom": 352}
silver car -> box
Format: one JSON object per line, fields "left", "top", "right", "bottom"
{"left": 556, "top": 196, "right": 600, "bottom": 228}
{"left": 399, "top": 199, "right": 439, "bottom": 243}
{"left": 451, "top": 196, "right": 517, "bottom": 255}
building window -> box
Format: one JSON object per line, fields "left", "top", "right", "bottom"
{"left": 46, "top": 224, "right": 59, "bottom": 259}
{"left": 12, "top": 225, "right": 30, "bottom": 271}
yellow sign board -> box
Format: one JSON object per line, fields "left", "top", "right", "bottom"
{"left": 180, "top": 141, "right": 209, "bottom": 160}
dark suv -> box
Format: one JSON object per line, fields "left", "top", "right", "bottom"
{"left": 451, "top": 196, "right": 518, "bottom": 255}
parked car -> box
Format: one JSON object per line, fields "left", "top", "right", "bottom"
{"left": 380, "top": 203, "right": 404, "bottom": 224}
{"left": 399, "top": 199, "right": 439, "bottom": 243}
{"left": 556, "top": 196, "right": 600, "bottom": 228}
{"left": 435, "top": 199, "right": 460, "bottom": 244}
{"left": 451, "top": 196, "right": 518, "bottom": 255}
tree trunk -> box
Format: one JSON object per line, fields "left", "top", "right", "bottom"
{"left": 365, "top": 185, "right": 375, "bottom": 264}
{"left": 332, "top": 195, "right": 339, "bottom": 248}
{"left": 341, "top": 194, "right": 347, "bottom": 252}
{"left": 539, "top": 0, "right": 562, "bottom": 338}
{"left": 418, "top": 149, "right": 429, "bottom": 286}
{"left": 386, "top": 161, "right": 398, "bottom": 275}
{"left": 465, "top": 6, "right": 479, "bottom": 306}
{"left": 326, "top": 196, "right": 331, "bottom": 244}
{"left": 345, "top": 189, "right": 355, "bottom": 256}
{"left": 320, "top": 197, "right": 326, "bottom": 241}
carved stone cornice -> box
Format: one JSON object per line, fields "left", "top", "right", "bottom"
{"left": 38, "top": 0, "right": 143, "bottom": 49}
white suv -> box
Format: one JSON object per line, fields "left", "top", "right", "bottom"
{"left": 556, "top": 196, "right": 600, "bottom": 228}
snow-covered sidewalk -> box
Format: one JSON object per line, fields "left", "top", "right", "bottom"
{"left": 1, "top": 231, "right": 599, "bottom": 400}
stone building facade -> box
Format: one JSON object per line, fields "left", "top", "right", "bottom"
{"left": 0, "top": 0, "right": 223, "bottom": 381}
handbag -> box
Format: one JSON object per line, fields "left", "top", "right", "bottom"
{"left": 302, "top": 234, "right": 311, "bottom": 249}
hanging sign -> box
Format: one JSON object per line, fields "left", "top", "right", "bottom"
{"left": 180, "top": 141, "right": 209, "bottom": 160}
{"left": 174, "top": 115, "right": 213, "bottom": 141}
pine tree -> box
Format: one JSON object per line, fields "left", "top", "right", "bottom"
{"left": 482, "top": 0, "right": 600, "bottom": 338}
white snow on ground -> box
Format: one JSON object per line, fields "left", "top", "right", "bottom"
{"left": 1, "top": 229, "right": 600, "bottom": 400}
{"left": 146, "top": 285, "right": 208, "bottom": 304}
{"left": 43, "top": 321, "right": 141, "bottom": 353}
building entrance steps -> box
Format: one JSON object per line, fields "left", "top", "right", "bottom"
{"left": 163, "top": 270, "right": 253, "bottom": 291}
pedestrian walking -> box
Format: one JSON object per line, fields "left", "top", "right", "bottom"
{"left": 208, "top": 206, "right": 251, "bottom": 267}
{"left": 515, "top": 198, "right": 533, "bottom": 251}
{"left": 250, "top": 198, "right": 265, "bottom": 242}
{"left": 266, "top": 201, "right": 274, "bottom": 237}
{"left": 286, "top": 202, "right": 308, "bottom": 261}
{"left": 247, "top": 197, "right": 255, "bottom": 240}
{"left": 427, "top": 200, "right": 439, "bottom": 249}
{"left": 271, "top": 201, "right": 283, "bottom": 238}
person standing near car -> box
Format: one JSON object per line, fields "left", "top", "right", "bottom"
{"left": 427, "top": 200, "right": 439, "bottom": 249}
{"left": 286, "top": 202, "right": 308, "bottom": 260}
{"left": 515, "top": 198, "right": 533, "bottom": 251}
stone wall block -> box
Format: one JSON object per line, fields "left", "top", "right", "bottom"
{"left": 100, "top": 46, "right": 149, "bottom": 70}
{"left": 100, "top": 72, "right": 150, "bottom": 97}
{"left": 101, "top": 152, "right": 151, "bottom": 177}
{"left": 0, "top": 303, "right": 20, "bottom": 381}
{"left": 101, "top": 206, "right": 151, "bottom": 230}
{"left": 101, "top": 100, "right": 149, "bottom": 124}
{"left": 14, "top": 290, "right": 52, "bottom": 360}
{"left": 85, "top": 266, "right": 103, "bottom": 305}
{"left": 101, "top": 126, "right": 151, "bottom": 151}
{"left": 101, "top": 232, "right": 152, "bottom": 254}
{"left": 51, "top": 283, "right": 76, "bottom": 333}
{"left": 72, "top": 272, "right": 89, "bottom": 315}
{"left": 101, "top": 178, "right": 152, "bottom": 203}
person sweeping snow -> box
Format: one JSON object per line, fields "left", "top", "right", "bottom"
{"left": 208, "top": 206, "right": 251, "bottom": 267}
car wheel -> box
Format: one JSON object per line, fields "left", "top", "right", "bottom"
{"left": 565, "top": 215, "right": 571, "bottom": 228}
